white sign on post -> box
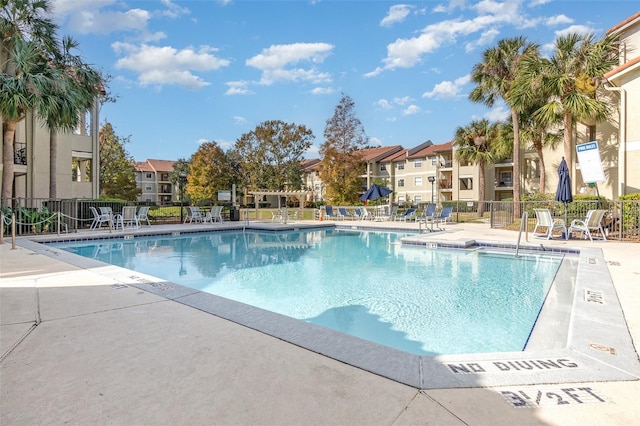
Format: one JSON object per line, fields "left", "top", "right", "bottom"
{"left": 576, "top": 141, "right": 605, "bottom": 183}
{"left": 218, "top": 190, "right": 231, "bottom": 201}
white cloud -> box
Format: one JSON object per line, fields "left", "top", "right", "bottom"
{"left": 545, "top": 14, "right": 573, "bottom": 26}
{"left": 366, "top": 1, "right": 524, "bottom": 76}
{"left": 233, "top": 116, "right": 247, "bottom": 124}
{"left": 529, "top": 0, "right": 551, "bottom": 6}
{"left": 311, "top": 87, "right": 334, "bottom": 95}
{"left": 433, "top": 0, "right": 466, "bottom": 14}
{"left": 422, "top": 75, "right": 470, "bottom": 99}
{"left": 226, "top": 81, "right": 253, "bottom": 95}
{"left": 380, "top": 4, "right": 413, "bottom": 27}
{"left": 465, "top": 27, "right": 499, "bottom": 52}
{"left": 393, "top": 96, "right": 412, "bottom": 105}
{"left": 555, "top": 24, "right": 595, "bottom": 38}
{"left": 474, "top": 104, "right": 510, "bottom": 122}
{"left": 246, "top": 42, "right": 334, "bottom": 85}
{"left": 375, "top": 99, "right": 393, "bottom": 109}
{"left": 113, "top": 43, "right": 230, "bottom": 89}
{"left": 402, "top": 105, "right": 421, "bottom": 115}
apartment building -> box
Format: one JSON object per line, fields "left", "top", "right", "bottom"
{"left": 301, "top": 158, "right": 322, "bottom": 202}
{"left": 1, "top": 107, "right": 100, "bottom": 201}
{"left": 133, "top": 159, "right": 177, "bottom": 205}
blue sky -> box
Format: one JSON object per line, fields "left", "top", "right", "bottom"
{"left": 51, "top": 0, "right": 638, "bottom": 161}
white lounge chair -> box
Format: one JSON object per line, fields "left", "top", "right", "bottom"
{"left": 137, "top": 206, "right": 151, "bottom": 226}
{"left": 207, "top": 205, "right": 224, "bottom": 223}
{"left": 89, "top": 206, "right": 111, "bottom": 230}
{"left": 533, "top": 208, "right": 566, "bottom": 240}
{"left": 184, "top": 206, "right": 204, "bottom": 223}
{"left": 121, "top": 206, "right": 139, "bottom": 229}
{"left": 568, "top": 209, "right": 608, "bottom": 241}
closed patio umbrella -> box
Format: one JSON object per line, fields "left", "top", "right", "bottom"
{"left": 555, "top": 157, "right": 573, "bottom": 230}
{"left": 360, "top": 184, "right": 393, "bottom": 202}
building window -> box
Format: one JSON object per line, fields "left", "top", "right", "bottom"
{"left": 145, "top": 173, "right": 152, "bottom": 179}
{"left": 414, "top": 159, "right": 422, "bottom": 168}
{"left": 145, "top": 185, "right": 152, "bottom": 191}
{"left": 431, "top": 157, "right": 437, "bottom": 166}
{"left": 397, "top": 163, "right": 405, "bottom": 170}
{"left": 397, "top": 179, "right": 405, "bottom": 187}
{"left": 380, "top": 164, "right": 386, "bottom": 171}
{"left": 414, "top": 177, "right": 422, "bottom": 186}
{"left": 398, "top": 195, "right": 406, "bottom": 203}
{"left": 459, "top": 177, "right": 473, "bottom": 190}
{"left": 414, "top": 195, "right": 422, "bottom": 204}
{"left": 71, "top": 158, "right": 92, "bottom": 182}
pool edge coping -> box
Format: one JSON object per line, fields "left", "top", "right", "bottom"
{"left": 16, "top": 225, "right": 640, "bottom": 389}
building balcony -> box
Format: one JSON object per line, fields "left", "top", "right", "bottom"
{"left": 439, "top": 160, "right": 453, "bottom": 169}
{"left": 495, "top": 181, "right": 513, "bottom": 190}
{"left": 14, "top": 142, "right": 27, "bottom": 165}
{"left": 439, "top": 180, "right": 453, "bottom": 190}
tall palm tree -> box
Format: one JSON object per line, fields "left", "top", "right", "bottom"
{"left": 469, "top": 37, "right": 539, "bottom": 217}
{"left": 453, "top": 120, "right": 504, "bottom": 217}
{"left": 515, "top": 32, "right": 618, "bottom": 174}
{"left": 44, "top": 36, "right": 103, "bottom": 199}
{"left": 1, "top": 0, "right": 59, "bottom": 202}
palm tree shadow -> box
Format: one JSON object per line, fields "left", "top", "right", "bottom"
{"left": 305, "top": 304, "right": 434, "bottom": 356}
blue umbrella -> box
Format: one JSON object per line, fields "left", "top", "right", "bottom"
{"left": 360, "top": 184, "right": 393, "bottom": 202}
{"left": 555, "top": 157, "right": 572, "bottom": 227}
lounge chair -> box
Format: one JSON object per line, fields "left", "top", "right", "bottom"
{"left": 417, "top": 204, "right": 437, "bottom": 222}
{"left": 433, "top": 206, "right": 453, "bottom": 229}
{"left": 207, "top": 205, "right": 224, "bottom": 223}
{"left": 324, "top": 205, "right": 339, "bottom": 220}
{"left": 568, "top": 209, "right": 608, "bottom": 241}
{"left": 121, "top": 206, "right": 139, "bottom": 229}
{"left": 184, "top": 206, "right": 205, "bottom": 223}
{"left": 89, "top": 206, "right": 111, "bottom": 230}
{"left": 395, "top": 208, "right": 416, "bottom": 222}
{"left": 338, "top": 207, "right": 354, "bottom": 220}
{"left": 137, "top": 206, "right": 151, "bottom": 226}
{"left": 356, "top": 207, "right": 372, "bottom": 221}
{"left": 533, "top": 208, "right": 567, "bottom": 240}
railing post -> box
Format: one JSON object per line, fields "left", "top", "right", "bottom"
{"left": 0, "top": 212, "right": 4, "bottom": 245}
{"left": 57, "top": 211, "right": 61, "bottom": 236}
{"left": 11, "top": 213, "right": 16, "bottom": 249}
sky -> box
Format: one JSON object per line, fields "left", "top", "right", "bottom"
{"left": 50, "top": 0, "right": 638, "bottom": 162}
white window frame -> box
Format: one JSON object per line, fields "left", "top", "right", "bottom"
{"left": 414, "top": 159, "right": 422, "bottom": 168}
{"left": 397, "top": 179, "right": 405, "bottom": 187}
{"left": 414, "top": 177, "right": 422, "bottom": 186}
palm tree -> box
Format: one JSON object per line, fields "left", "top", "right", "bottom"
{"left": 1, "top": 0, "right": 102, "bottom": 201}
{"left": 515, "top": 32, "right": 618, "bottom": 174}
{"left": 44, "top": 36, "right": 103, "bottom": 199}
{"left": 453, "top": 120, "right": 505, "bottom": 217}
{"left": 469, "top": 37, "right": 539, "bottom": 217}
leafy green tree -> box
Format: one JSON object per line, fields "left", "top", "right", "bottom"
{"left": 98, "top": 122, "right": 140, "bottom": 200}
{"left": 234, "top": 120, "right": 314, "bottom": 191}
{"left": 514, "top": 32, "right": 618, "bottom": 173}
{"left": 453, "top": 120, "right": 505, "bottom": 216}
{"left": 469, "top": 37, "right": 539, "bottom": 216}
{"left": 187, "top": 141, "right": 233, "bottom": 202}
{"left": 170, "top": 158, "right": 190, "bottom": 203}
{"left": 319, "top": 93, "right": 368, "bottom": 204}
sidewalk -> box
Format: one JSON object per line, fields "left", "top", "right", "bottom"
{"left": 1, "top": 222, "right": 639, "bottom": 425}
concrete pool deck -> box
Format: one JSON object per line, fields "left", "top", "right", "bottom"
{"left": 1, "top": 221, "right": 639, "bottom": 425}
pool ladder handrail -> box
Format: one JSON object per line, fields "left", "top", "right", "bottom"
{"left": 515, "top": 210, "right": 528, "bottom": 257}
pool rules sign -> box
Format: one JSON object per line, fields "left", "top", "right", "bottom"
{"left": 576, "top": 141, "right": 605, "bottom": 183}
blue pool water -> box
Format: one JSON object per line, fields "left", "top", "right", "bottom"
{"left": 53, "top": 229, "right": 563, "bottom": 355}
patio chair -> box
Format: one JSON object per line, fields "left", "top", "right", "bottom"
{"left": 137, "top": 206, "right": 151, "bottom": 226}
{"left": 324, "top": 205, "right": 339, "bottom": 220}
{"left": 568, "top": 209, "right": 608, "bottom": 242}
{"left": 417, "top": 204, "right": 437, "bottom": 222}
{"left": 184, "top": 206, "right": 204, "bottom": 223}
{"left": 433, "top": 206, "right": 453, "bottom": 229}
{"left": 395, "top": 208, "right": 416, "bottom": 222}
{"left": 121, "top": 206, "right": 139, "bottom": 229}
{"left": 338, "top": 207, "right": 354, "bottom": 220}
{"left": 354, "top": 207, "right": 371, "bottom": 221}
{"left": 208, "top": 205, "right": 224, "bottom": 223}
{"left": 89, "top": 206, "right": 111, "bottom": 230}
{"left": 533, "top": 208, "right": 567, "bottom": 240}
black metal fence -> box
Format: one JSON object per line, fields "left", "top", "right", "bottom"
{"left": 2, "top": 197, "right": 639, "bottom": 241}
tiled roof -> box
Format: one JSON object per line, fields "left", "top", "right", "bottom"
{"left": 146, "top": 159, "right": 175, "bottom": 172}
{"left": 606, "top": 11, "right": 640, "bottom": 34}
{"left": 359, "top": 145, "right": 403, "bottom": 162}
{"left": 301, "top": 158, "right": 321, "bottom": 172}
{"left": 407, "top": 141, "right": 453, "bottom": 159}
{"left": 133, "top": 161, "right": 154, "bottom": 172}
{"left": 605, "top": 56, "right": 640, "bottom": 79}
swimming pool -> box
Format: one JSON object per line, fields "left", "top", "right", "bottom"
{"left": 52, "top": 228, "right": 563, "bottom": 355}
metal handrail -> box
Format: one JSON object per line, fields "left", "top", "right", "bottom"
{"left": 515, "top": 210, "right": 528, "bottom": 257}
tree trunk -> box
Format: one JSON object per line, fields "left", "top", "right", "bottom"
{"left": 477, "top": 159, "right": 486, "bottom": 217}
{"left": 511, "top": 109, "right": 521, "bottom": 218}
{"left": 563, "top": 113, "right": 573, "bottom": 173}
{"left": 534, "top": 138, "right": 546, "bottom": 193}
{"left": 49, "top": 131, "right": 57, "bottom": 199}
{"left": 2, "top": 121, "right": 17, "bottom": 204}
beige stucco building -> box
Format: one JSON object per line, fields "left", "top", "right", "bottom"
{"left": 133, "top": 159, "right": 178, "bottom": 205}
{"left": 1, "top": 107, "right": 100, "bottom": 201}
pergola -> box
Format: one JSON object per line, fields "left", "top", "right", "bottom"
{"left": 248, "top": 190, "right": 311, "bottom": 221}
